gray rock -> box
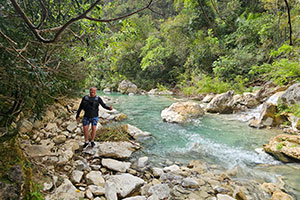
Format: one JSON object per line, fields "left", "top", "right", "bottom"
{"left": 161, "top": 102, "right": 205, "bottom": 123}
{"left": 126, "top": 124, "right": 152, "bottom": 140}
{"left": 88, "top": 185, "right": 105, "bottom": 195}
{"left": 18, "top": 119, "right": 33, "bottom": 134}
{"left": 86, "top": 189, "right": 93, "bottom": 199}
{"left": 105, "top": 181, "right": 118, "bottom": 200}
{"left": 86, "top": 171, "right": 105, "bottom": 187}
{"left": 118, "top": 80, "right": 138, "bottom": 94}
{"left": 53, "top": 135, "right": 67, "bottom": 144}
{"left": 216, "top": 194, "right": 235, "bottom": 200}
{"left": 67, "top": 122, "right": 78, "bottom": 132}
{"left": 182, "top": 177, "right": 199, "bottom": 188}
{"left": 206, "top": 91, "right": 234, "bottom": 114}
{"left": 163, "top": 164, "right": 180, "bottom": 172}
{"left": 44, "top": 179, "right": 84, "bottom": 200}
{"left": 71, "top": 170, "right": 83, "bottom": 183}
{"left": 106, "top": 173, "right": 145, "bottom": 198}
{"left": 74, "top": 159, "right": 91, "bottom": 171}
{"left": 101, "top": 158, "right": 131, "bottom": 172}
{"left": 138, "top": 156, "right": 149, "bottom": 168}
{"left": 202, "top": 94, "right": 215, "bottom": 103}
{"left": 279, "top": 83, "right": 300, "bottom": 106}
{"left": 98, "top": 141, "right": 140, "bottom": 159}
{"left": 152, "top": 167, "right": 164, "bottom": 178}
{"left": 123, "top": 196, "right": 147, "bottom": 200}
{"left": 44, "top": 122, "right": 58, "bottom": 132}
{"left": 148, "top": 184, "right": 170, "bottom": 199}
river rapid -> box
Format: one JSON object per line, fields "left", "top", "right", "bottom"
{"left": 101, "top": 92, "right": 300, "bottom": 198}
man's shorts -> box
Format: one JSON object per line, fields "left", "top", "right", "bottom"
{"left": 82, "top": 116, "right": 98, "bottom": 126}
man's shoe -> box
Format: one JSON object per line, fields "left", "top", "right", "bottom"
{"left": 83, "top": 142, "right": 89, "bottom": 149}
{"left": 91, "top": 141, "right": 95, "bottom": 147}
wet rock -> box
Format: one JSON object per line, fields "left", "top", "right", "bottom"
{"left": 138, "top": 156, "right": 148, "bottom": 168}
{"left": 161, "top": 101, "right": 205, "bottom": 123}
{"left": 45, "top": 179, "right": 84, "bottom": 200}
{"left": 206, "top": 91, "right": 234, "bottom": 114}
{"left": 148, "top": 88, "right": 173, "bottom": 96}
{"left": 255, "top": 82, "right": 287, "bottom": 103}
{"left": 106, "top": 173, "right": 145, "bottom": 198}
{"left": 125, "top": 124, "right": 152, "bottom": 140}
{"left": 101, "top": 158, "right": 131, "bottom": 172}
{"left": 86, "top": 171, "right": 105, "bottom": 187}
{"left": 148, "top": 184, "right": 170, "bottom": 199}
{"left": 263, "top": 134, "right": 300, "bottom": 162}
{"left": 118, "top": 80, "right": 138, "bottom": 94}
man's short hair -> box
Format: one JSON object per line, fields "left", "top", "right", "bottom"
{"left": 90, "top": 87, "right": 97, "bottom": 90}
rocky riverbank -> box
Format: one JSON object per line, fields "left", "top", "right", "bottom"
{"left": 1, "top": 81, "right": 299, "bottom": 199}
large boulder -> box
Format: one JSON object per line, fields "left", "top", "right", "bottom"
{"left": 206, "top": 91, "right": 234, "bottom": 114}
{"left": 279, "top": 83, "right": 300, "bottom": 107}
{"left": 98, "top": 141, "right": 140, "bottom": 159}
{"left": 263, "top": 134, "right": 300, "bottom": 162}
{"left": 161, "top": 102, "right": 205, "bottom": 123}
{"left": 45, "top": 179, "right": 84, "bottom": 200}
{"left": 230, "top": 92, "right": 260, "bottom": 112}
{"left": 255, "top": 81, "right": 288, "bottom": 103}
{"left": 125, "top": 124, "right": 152, "bottom": 140}
{"left": 148, "top": 88, "right": 173, "bottom": 96}
{"left": 105, "top": 173, "right": 145, "bottom": 198}
{"left": 118, "top": 80, "right": 138, "bottom": 94}
{"left": 248, "top": 102, "right": 287, "bottom": 128}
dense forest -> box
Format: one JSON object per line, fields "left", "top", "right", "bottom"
{"left": 1, "top": 0, "right": 300, "bottom": 127}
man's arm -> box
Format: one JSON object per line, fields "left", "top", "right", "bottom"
{"left": 76, "top": 98, "right": 84, "bottom": 121}
{"left": 98, "top": 97, "right": 113, "bottom": 110}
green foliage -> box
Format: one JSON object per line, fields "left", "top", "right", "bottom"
{"left": 27, "top": 184, "right": 44, "bottom": 200}
{"left": 250, "top": 45, "right": 300, "bottom": 85}
{"left": 95, "top": 125, "right": 131, "bottom": 142}
{"left": 277, "top": 143, "right": 283, "bottom": 150}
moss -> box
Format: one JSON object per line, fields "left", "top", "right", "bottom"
{"left": 0, "top": 135, "right": 33, "bottom": 199}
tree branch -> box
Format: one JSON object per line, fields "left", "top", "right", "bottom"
{"left": 10, "top": 0, "right": 155, "bottom": 43}
{"left": 84, "top": 0, "right": 153, "bottom": 22}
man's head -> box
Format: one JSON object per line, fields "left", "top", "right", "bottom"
{"left": 89, "top": 87, "right": 97, "bottom": 97}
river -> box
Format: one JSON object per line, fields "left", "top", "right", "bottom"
{"left": 101, "top": 92, "right": 300, "bottom": 198}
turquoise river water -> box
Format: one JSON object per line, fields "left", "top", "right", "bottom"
{"left": 101, "top": 92, "right": 300, "bottom": 198}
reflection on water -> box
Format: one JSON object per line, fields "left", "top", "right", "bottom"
{"left": 100, "top": 92, "right": 300, "bottom": 198}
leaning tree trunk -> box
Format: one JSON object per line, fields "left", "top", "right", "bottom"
{"left": 284, "top": 0, "right": 293, "bottom": 45}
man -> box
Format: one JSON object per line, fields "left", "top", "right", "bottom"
{"left": 76, "top": 87, "right": 113, "bottom": 148}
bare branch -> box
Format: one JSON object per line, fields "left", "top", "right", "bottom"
{"left": 84, "top": 0, "right": 153, "bottom": 22}
{"left": 10, "top": 0, "right": 155, "bottom": 43}
{"left": 36, "top": 0, "right": 48, "bottom": 29}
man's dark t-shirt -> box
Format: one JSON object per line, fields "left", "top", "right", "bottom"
{"left": 76, "top": 95, "right": 111, "bottom": 118}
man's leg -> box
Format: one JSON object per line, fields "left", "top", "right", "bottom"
{"left": 91, "top": 125, "right": 97, "bottom": 141}
{"left": 90, "top": 117, "right": 98, "bottom": 147}
{"left": 83, "top": 125, "right": 90, "bottom": 142}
